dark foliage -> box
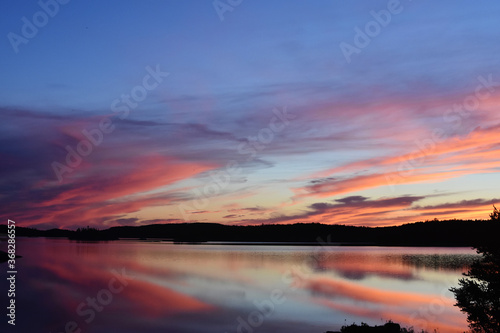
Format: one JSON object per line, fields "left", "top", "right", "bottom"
{"left": 450, "top": 206, "right": 500, "bottom": 333}
{"left": 1, "top": 218, "right": 500, "bottom": 246}
{"left": 0, "top": 250, "right": 21, "bottom": 263}
{"left": 331, "top": 322, "right": 424, "bottom": 333}
{"left": 68, "top": 226, "right": 118, "bottom": 241}
{"left": 490, "top": 205, "right": 500, "bottom": 221}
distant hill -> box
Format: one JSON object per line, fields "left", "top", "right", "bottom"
{"left": 1, "top": 219, "right": 499, "bottom": 246}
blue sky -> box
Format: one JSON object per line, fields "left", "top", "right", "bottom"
{"left": 1, "top": 0, "right": 500, "bottom": 229}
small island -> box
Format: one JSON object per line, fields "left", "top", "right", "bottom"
{"left": 68, "top": 226, "right": 118, "bottom": 241}
{"left": 1, "top": 215, "right": 500, "bottom": 246}
{"left": 0, "top": 250, "right": 21, "bottom": 263}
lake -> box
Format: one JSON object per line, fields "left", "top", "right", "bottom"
{"left": 0, "top": 238, "right": 479, "bottom": 333}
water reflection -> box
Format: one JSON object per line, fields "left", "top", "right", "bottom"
{"left": 0, "top": 239, "right": 478, "bottom": 333}
{"left": 451, "top": 242, "right": 500, "bottom": 333}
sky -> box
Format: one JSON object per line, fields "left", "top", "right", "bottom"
{"left": 1, "top": 0, "right": 500, "bottom": 230}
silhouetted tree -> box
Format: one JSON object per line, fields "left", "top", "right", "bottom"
{"left": 490, "top": 205, "right": 500, "bottom": 221}
{"left": 69, "top": 226, "right": 117, "bottom": 240}
{"left": 338, "top": 321, "right": 422, "bottom": 333}
{"left": 450, "top": 207, "right": 500, "bottom": 333}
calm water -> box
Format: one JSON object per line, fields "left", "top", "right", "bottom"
{"left": 1, "top": 238, "right": 479, "bottom": 333}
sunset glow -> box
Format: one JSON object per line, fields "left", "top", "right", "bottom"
{"left": 1, "top": 1, "right": 500, "bottom": 229}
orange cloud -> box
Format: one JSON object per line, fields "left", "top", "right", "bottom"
{"left": 23, "top": 154, "right": 216, "bottom": 228}
{"left": 34, "top": 246, "right": 213, "bottom": 320}
{"left": 306, "top": 277, "right": 466, "bottom": 333}
{"left": 119, "top": 279, "right": 213, "bottom": 317}
{"left": 316, "top": 255, "right": 415, "bottom": 280}
{"left": 307, "top": 277, "right": 452, "bottom": 306}
{"left": 297, "top": 124, "right": 500, "bottom": 200}
{"left": 318, "top": 299, "right": 466, "bottom": 333}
